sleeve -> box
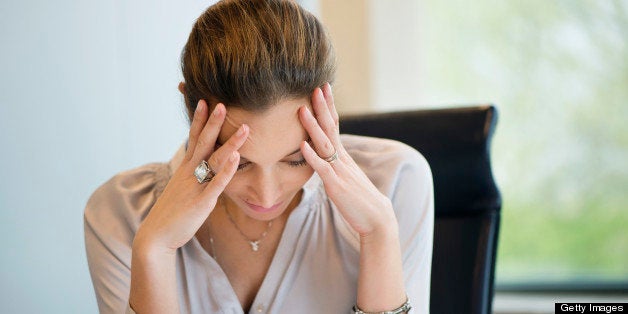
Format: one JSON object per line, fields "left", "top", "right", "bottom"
{"left": 341, "top": 135, "right": 435, "bottom": 312}
{"left": 84, "top": 163, "right": 165, "bottom": 314}
{"left": 390, "top": 147, "right": 434, "bottom": 313}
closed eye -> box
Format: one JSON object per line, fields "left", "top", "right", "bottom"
{"left": 287, "top": 159, "right": 308, "bottom": 167}
{"left": 235, "top": 139, "right": 310, "bottom": 171}
{"left": 236, "top": 159, "right": 308, "bottom": 171}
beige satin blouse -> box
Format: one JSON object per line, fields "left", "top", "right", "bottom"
{"left": 84, "top": 134, "right": 434, "bottom": 314}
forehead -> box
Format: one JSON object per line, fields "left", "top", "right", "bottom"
{"left": 218, "top": 98, "right": 311, "bottom": 160}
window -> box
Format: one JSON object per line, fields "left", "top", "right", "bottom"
{"left": 414, "top": 0, "right": 628, "bottom": 286}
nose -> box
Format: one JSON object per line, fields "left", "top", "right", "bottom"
{"left": 248, "top": 168, "right": 281, "bottom": 208}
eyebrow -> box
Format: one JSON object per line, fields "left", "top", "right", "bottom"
{"left": 285, "top": 147, "right": 302, "bottom": 156}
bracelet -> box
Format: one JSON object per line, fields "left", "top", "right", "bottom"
{"left": 352, "top": 298, "right": 412, "bottom": 314}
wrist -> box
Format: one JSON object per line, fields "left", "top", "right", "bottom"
{"left": 356, "top": 222, "right": 406, "bottom": 312}
{"left": 359, "top": 213, "right": 399, "bottom": 246}
{"left": 130, "top": 229, "right": 180, "bottom": 313}
{"left": 132, "top": 229, "right": 177, "bottom": 258}
{"left": 129, "top": 237, "right": 179, "bottom": 314}
{"left": 359, "top": 197, "right": 399, "bottom": 238}
{"left": 353, "top": 296, "right": 412, "bottom": 314}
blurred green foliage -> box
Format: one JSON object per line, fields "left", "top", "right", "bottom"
{"left": 418, "top": 0, "right": 628, "bottom": 282}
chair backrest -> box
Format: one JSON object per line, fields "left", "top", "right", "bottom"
{"left": 339, "top": 105, "right": 502, "bottom": 314}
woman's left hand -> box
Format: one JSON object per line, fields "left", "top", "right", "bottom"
{"left": 298, "top": 83, "right": 398, "bottom": 239}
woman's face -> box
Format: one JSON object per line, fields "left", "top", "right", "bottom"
{"left": 216, "top": 98, "right": 314, "bottom": 222}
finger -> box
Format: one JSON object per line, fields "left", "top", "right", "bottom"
{"left": 322, "top": 83, "right": 339, "bottom": 127}
{"left": 299, "top": 106, "right": 336, "bottom": 160}
{"left": 207, "top": 124, "right": 249, "bottom": 173}
{"left": 203, "top": 151, "right": 239, "bottom": 202}
{"left": 185, "top": 100, "right": 209, "bottom": 161}
{"left": 312, "top": 87, "right": 341, "bottom": 148}
{"left": 191, "top": 103, "right": 225, "bottom": 164}
{"left": 301, "top": 140, "right": 338, "bottom": 182}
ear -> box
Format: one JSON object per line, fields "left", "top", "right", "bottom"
{"left": 178, "top": 81, "right": 186, "bottom": 95}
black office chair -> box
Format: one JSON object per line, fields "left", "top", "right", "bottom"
{"left": 340, "top": 105, "right": 502, "bottom": 314}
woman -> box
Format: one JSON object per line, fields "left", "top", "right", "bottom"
{"left": 84, "top": 0, "right": 433, "bottom": 313}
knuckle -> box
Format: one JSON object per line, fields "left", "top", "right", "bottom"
{"left": 322, "top": 123, "right": 336, "bottom": 135}
{"left": 196, "top": 138, "right": 209, "bottom": 149}
{"left": 208, "top": 154, "right": 220, "bottom": 167}
{"left": 323, "top": 141, "right": 333, "bottom": 153}
{"left": 183, "top": 151, "right": 194, "bottom": 163}
{"left": 319, "top": 123, "right": 329, "bottom": 132}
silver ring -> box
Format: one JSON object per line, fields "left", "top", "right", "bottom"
{"left": 194, "top": 160, "right": 216, "bottom": 183}
{"left": 322, "top": 151, "right": 338, "bottom": 164}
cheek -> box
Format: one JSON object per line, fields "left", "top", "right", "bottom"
{"left": 221, "top": 174, "right": 249, "bottom": 199}
{"left": 221, "top": 178, "right": 242, "bottom": 196}
{"left": 289, "top": 166, "right": 315, "bottom": 189}
{"left": 277, "top": 166, "right": 315, "bottom": 192}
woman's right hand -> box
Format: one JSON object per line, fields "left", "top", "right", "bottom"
{"left": 133, "top": 100, "right": 248, "bottom": 254}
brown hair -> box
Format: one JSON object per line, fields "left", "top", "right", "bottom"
{"left": 180, "top": 0, "right": 336, "bottom": 120}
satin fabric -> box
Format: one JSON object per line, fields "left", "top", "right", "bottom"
{"left": 84, "top": 134, "right": 434, "bottom": 314}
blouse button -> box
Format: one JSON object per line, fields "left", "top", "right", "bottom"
{"left": 256, "top": 304, "right": 264, "bottom": 313}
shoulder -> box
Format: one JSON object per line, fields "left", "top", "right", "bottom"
{"left": 340, "top": 134, "right": 431, "bottom": 198}
{"left": 84, "top": 162, "right": 171, "bottom": 235}
{"left": 84, "top": 162, "right": 172, "bottom": 312}
{"left": 333, "top": 134, "right": 434, "bottom": 254}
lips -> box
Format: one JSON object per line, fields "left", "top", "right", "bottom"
{"left": 245, "top": 200, "right": 283, "bottom": 213}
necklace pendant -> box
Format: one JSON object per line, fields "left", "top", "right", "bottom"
{"left": 250, "top": 241, "right": 260, "bottom": 251}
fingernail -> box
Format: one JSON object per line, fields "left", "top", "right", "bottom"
{"left": 318, "top": 88, "right": 324, "bottom": 98}
{"left": 195, "top": 102, "right": 203, "bottom": 113}
{"left": 213, "top": 104, "right": 222, "bottom": 116}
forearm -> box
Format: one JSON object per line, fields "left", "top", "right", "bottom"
{"left": 357, "top": 221, "right": 407, "bottom": 312}
{"left": 129, "top": 238, "right": 180, "bottom": 314}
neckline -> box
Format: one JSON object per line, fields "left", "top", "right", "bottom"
{"left": 187, "top": 172, "right": 323, "bottom": 313}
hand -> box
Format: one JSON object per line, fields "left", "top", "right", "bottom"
{"left": 133, "top": 100, "right": 249, "bottom": 253}
{"left": 298, "top": 83, "right": 398, "bottom": 238}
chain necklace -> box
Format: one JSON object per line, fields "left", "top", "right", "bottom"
{"left": 215, "top": 197, "right": 274, "bottom": 252}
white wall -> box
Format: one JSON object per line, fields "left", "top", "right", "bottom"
{"left": 0, "top": 0, "right": 214, "bottom": 312}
